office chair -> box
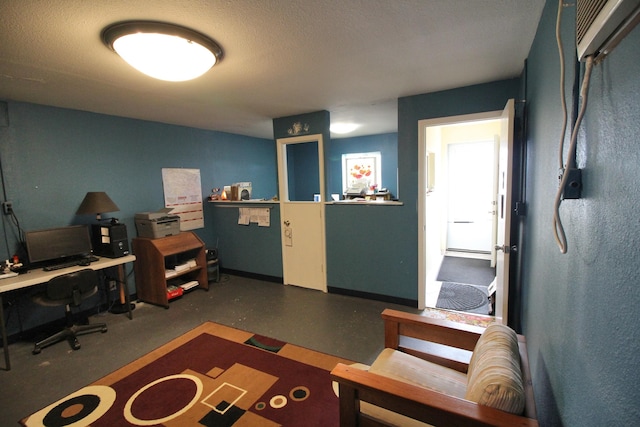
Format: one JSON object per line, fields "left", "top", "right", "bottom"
{"left": 32, "top": 268, "right": 107, "bottom": 354}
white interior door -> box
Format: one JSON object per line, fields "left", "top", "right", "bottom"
{"left": 276, "top": 134, "right": 327, "bottom": 292}
{"left": 494, "top": 99, "right": 515, "bottom": 324}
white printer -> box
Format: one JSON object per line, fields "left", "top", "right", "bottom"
{"left": 135, "top": 208, "right": 180, "bottom": 238}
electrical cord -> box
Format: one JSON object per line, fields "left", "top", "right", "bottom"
{"left": 556, "top": 0, "right": 568, "bottom": 171}
{"left": 552, "top": 54, "right": 594, "bottom": 253}
{"left": 552, "top": 0, "right": 596, "bottom": 254}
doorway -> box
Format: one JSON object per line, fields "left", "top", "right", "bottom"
{"left": 446, "top": 139, "right": 496, "bottom": 255}
{"left": 418, "top": 100, "right": 514, "bottom": 323}
{"left": 276, "top": 134, "right": 327, "bottom": 292}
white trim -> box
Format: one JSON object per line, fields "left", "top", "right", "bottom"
{"left": 417, "top": 110, "right": 502, "bottom": 310}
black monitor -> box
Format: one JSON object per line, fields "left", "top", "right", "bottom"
{"left": 25, "top": 225, "right": 93, "bottom": 265}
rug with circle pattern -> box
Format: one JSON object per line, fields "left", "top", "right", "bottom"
{"left": 21, "top": 322, "right": 353, "bottom": 427}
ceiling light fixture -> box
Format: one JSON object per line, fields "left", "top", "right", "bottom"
{"left": 330, "top": 123, "right": 360, "bottom": 134}
{"left": 102, "top": 21, "right": 223, "bottom": 82}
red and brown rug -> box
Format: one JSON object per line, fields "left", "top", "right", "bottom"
{"left": 21, "top": 322, "right": 353, "bottom": 426}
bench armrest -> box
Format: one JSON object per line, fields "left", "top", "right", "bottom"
{"left": 382, "top": 309, "right": 487, "bottom": 372}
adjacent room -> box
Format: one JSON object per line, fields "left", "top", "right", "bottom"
{"left": 1, "top": 1, "right": 639, "bottom": 426}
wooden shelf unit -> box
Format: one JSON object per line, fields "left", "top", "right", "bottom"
{"left": 132, "top": 232, "right": 207, "bottom": 308}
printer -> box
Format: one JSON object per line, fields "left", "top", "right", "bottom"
{"left": 135, "top": 208, "right": 180, "bottom": 239}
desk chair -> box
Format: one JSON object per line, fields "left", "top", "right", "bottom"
{"left": 32, "top": 268, "right": 107, "bottom": 354}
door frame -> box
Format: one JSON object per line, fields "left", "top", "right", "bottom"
{"left": 276, "top": 133, "right": 327, "bottom": 292}
{"left": 418, "top": 108, "right": 508, "bottom": 313}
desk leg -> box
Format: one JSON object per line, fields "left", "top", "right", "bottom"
{"left": 118, "top": 265, "right": 133, "bottom": 320}
{"left": 0, "top": 294, "right": 10, "bottom": 371}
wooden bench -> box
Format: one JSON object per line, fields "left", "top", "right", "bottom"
{"left": 331, "top": 309, "right": 538, "bottom": 426}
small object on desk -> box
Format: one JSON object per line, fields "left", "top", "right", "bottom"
{"left": 0, "top": 271, "right": 18, "bottom": 280}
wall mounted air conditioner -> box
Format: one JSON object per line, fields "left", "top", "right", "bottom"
{"left": 576, "top": 0, "right": 640, "bottom": 61}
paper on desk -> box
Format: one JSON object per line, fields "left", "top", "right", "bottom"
{"left": 238, "top": 208, "right": 270, "bottom": 227}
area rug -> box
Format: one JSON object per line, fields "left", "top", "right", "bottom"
{"left": 436, "top": 282, "right": 490, "bottom": 315}
{"left": 21, "top": 322, "right": 353, "bottom": 426}
{"left": 436, "top": 256, "right": 495, "bottom": 286}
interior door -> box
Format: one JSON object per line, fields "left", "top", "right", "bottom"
{"left": 494, "top": 99, "right": 515, "bottom": 324}
{"left": 276, "top": 134, "right": 327, "bottom": 292}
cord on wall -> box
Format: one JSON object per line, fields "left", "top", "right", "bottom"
{"left": 553, "top": 0, "right": 596, "bottom": 253}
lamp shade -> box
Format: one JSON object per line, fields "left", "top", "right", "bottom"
{"left": 76, "top": 192, "right": 120, "bottom": 218}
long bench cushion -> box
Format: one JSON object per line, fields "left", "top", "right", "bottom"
{"left": 465, "top": 323, "right": 525, "bottom": 414}
{"left": 370, "top": 348, "right": 467, "bottom": 398}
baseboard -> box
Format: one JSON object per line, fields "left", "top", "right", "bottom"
{"left": 220, "top": 268, "right": 283, "bottom": 284}
{"left": 327, "top": 286, "right": 417, "bottom": 308}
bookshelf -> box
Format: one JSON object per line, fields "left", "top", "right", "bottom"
{"left": 132, "top": 232, "right": 207, "bottom": 308}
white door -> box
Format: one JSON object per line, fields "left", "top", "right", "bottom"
{"left": 494, "top": 99, "right": 515, "bottom": 324}
{"left": 446, "top": 140, "right": 496, "bottom": 253}
{"left": 276, "top": 134, "right": 327, "bottom": 292}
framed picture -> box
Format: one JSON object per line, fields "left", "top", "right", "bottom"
{"left": 342, "top": 152, "right": 382, "bottom": 193}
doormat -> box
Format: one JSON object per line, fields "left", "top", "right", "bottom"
{"left": 436, "top": 256, "right": 495, "bottom": 286}
{"left": 21, "top": 322, "right": 353, "bottom": 426}
{"left": 436, "top": 282, "right": 490, "bottom": 315}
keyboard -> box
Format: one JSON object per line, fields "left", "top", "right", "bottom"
{"left": 0, "top": 271, "right": 18, "bottom": 280}
{"left": 43, "top": 256, "right": 99, "bottom": 272}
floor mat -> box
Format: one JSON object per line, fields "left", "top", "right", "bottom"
{"left": 436, "top": 256, "right": 495, "bottom": 286}
{"left": 436, "top": 282, "right": 490, "bottom": 315}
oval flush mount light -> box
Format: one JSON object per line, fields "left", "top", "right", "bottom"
{"left": 102, "top": 21, "right": 223, "bottom": 82}
{"left": 330, "top": 123, "right": 360, "bottom": 134}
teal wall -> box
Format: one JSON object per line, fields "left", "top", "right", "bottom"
{"left": 0, "top": 102, "right": 277, "bottom": 333}
{"left": 327, "top": 133, "right": 398, "bottom": 197}
{"left": 522, "top": 1, "right": 640, "bottom": 425}
{"left": 323, "top": 79, "right": 520, "bottom": 305}
{"left": 5, "top": 3, "right": 639, "bottom": 422}
{"left": 205, "top": 203, "right": 281, "bottom": 277}
{"left": 286, "top": 141, "right": 320, "bottom": 201}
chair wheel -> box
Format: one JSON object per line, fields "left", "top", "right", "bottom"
{"left": 71, "top": 338, "right": 81, "bottom": 350}
{"left": 32, "top": 347, "right": 41, "bottom": 355}
{"left": 101, "top": 326, "right": 108, "bottom": 333}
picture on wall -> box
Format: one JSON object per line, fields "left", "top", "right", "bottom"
{"left": 342, "top": 152, "right": 382, "bottom": 193}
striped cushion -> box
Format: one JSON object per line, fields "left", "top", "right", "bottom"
{"left": 465, "top": 323, "right": 525, "bottom": 414}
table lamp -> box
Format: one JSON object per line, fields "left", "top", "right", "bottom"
{"left": 76, "top": 192, "right": 119, "bottom": 221}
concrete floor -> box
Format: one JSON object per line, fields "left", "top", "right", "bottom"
{"left": 0, "top": 274, "right": 419, "bottom": 425}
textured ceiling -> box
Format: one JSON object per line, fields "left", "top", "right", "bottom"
{"left": 0, "top": 1, "right": 545, "bottom": 139}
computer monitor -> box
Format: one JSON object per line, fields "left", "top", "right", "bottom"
{"left": 24, "top": 225, "right": 93, "bottom": 265}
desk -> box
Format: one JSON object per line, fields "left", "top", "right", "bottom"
{"left": 0, "top": 255, "right": 136, "bottom": 370}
